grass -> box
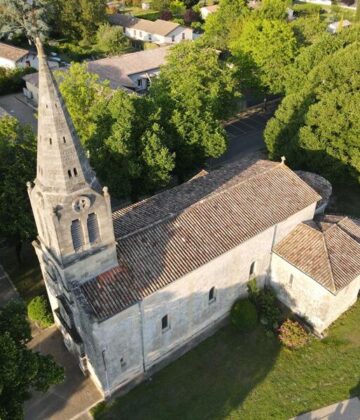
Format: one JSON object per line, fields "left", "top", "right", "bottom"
{"left": 93, "top": 302, "right": 360, "bottom": 420}
{"left": 0, "top": 243, "right": 44, "bottom": 303}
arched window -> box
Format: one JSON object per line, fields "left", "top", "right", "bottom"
{"left": 71, "top": 219, "right": 84, "bottom": 251}
{"left": 68, "top": 170, "right": 72, "bottom": 178}
{"left": 87, "top": 213, "right": 100, "bottom": 244}
{"left": 73, "top": 168, "right": 78, "bottom": 176}
{"left": 249, "top": 261, "right": 256, "bottom": 278}
{"left": 209, "top": 287, "right": 216, "bottom": 303}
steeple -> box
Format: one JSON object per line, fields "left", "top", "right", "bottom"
{"left": 28, "top": 38, "right": 117, "bottom": 280}
{"left": 35, "top": 38, "right": 99, "bottom": 193}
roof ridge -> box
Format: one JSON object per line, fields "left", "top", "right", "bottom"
{"left": 321, "top": 228, "right": 337, "bottom": 293}
{"left": 116, "top": 161, "right": 280, "bottom": 240}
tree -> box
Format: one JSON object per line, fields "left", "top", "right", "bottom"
{"left": 56, "top": 63, "right": 112, "bottom": 147}
{"left": 290, "top": 14, "right": 327, "bottom": 47}
{"left": 150, "top": 41, "right": 238, "bottom": 177}
{"left": 50, "top": 0, "right": 106, "bottom": 41}
{"left": 170, "top": 0, "right": 186, "bottom": 16}
{"left": 0, "top": 0, "right": 50, "bottom": 41}
{"left": 0, "top": 300, "right": 64, "bottom": 419}
{"left": 264, "top": 42, "right": 360, "bottom": 183}
{"left": 96, "top": 23, "right": 130, "bottom": 55}
{"left": 202, "top": 0, "right": 249, "bottom": 50}
{"left": 230, "top": 18, "right": 298, "bottom": 94}
{"left": 0, "top": 116, "right": 36, "bottom": 260}
{"left": 258, "top": 0, "right": 291, "bottom": 20}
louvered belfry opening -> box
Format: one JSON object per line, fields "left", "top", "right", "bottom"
{"left": 71, "top": 219, "right": 84, "bottom": 251}
{"left": 87, "top": 213, "right": 100, "bottom": 244}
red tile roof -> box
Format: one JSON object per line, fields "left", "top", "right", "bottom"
{"left": 81, "top": 159, "right": 320, "bottom": 321}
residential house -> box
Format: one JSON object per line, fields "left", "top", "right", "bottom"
{"left": 200, "top": 5, "right": 219, "bottom": 19}
{"left": 327, "top": 19, "right": 351, "bottom": 34}
{"left": 0, "top": 42, "right": 59, "bottom": 70}
{"left": 22, "top": 47, "right": 170, "bottom": 105}
{"left": 109, "top": 14, "right": 194, "bottom": 44}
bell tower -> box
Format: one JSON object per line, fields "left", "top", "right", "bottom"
{"left": 27, "top": 39, "right": 118, "bottom": 296}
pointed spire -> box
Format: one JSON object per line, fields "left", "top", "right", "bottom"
{"left": 35, "top": 37, "right": 100, "bottom": 194}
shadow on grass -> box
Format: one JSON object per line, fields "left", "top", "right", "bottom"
{"left": 94, "top": 323, "right": 281, "bottom": 420}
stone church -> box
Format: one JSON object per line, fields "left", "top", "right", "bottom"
{"left": 28, "top": 40, "right": 360, "bottom": 397}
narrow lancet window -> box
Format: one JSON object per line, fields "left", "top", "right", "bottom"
{"left": 87, "top": 213, "right": 100, "bottom": 244}
{"left": 71, "top": 219, "right": 84, "bottom": 251}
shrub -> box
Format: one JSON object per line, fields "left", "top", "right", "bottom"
{"left": 28, "top": 295, "right": 54, "bottom": 329}
{"left": 278, "top": 319, "right": 309, "bottom": 349}
{"left": 0, "top": 66, "right": 35, "bottom": 95}
{"left": 247, "top": 280, "right": 282, "bottom": 330}
{"left": 257, "top": 288, "right": 282, "bottom": 329}
{"left": 160, "top": 9, "right": 173, "bottom": 20}
{"left": 231, "top": 298, "right": 258, "bottom": 332}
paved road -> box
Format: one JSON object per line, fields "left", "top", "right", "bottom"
{"left": 0, "top": 264, "right": 19, "bottom": 307}
{"left": 0, "top": 93, "right": 37, "bottom": 129}
{"left": 25, "top": 327, "right": 103, "bottom": 420}
{"left": 293, "top": 397, "right": 360, "bottom": 420}
{"left": 211, "top": 103, "right": 278, "bottom": 167}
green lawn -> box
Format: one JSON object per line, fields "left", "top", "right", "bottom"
{"left": 0, "top": 243, "right": 44, "bottom": 303}
{"left": 94, "top": 301, "right": 360, "bottom": 420}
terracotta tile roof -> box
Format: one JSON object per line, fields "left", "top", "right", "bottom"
{"left": 274, "top": 215, "right": 360, "bottom": 294}
{"left": 81, "top": 158, "right": 320, "bottom": 321}
{"left": 0, "top": 42, "right": 30, "bottom": 62}
{"left": 109, "top": 14, "right": 181, "bottom": 36}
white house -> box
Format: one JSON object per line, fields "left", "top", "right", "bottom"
{"left": 0, "top": 42, "right": 59, "bottom": 70}
{"left": 23, "top": 47, "right": 170, "bottom": 104}
{"left": 109, "top": 14, "right": 194, "bottom": 44}
{"left": 200, "top": 4, "right": 219, "bottom": 20}
{"left": 327, "top": 19, "right": 352, "bottom": 34}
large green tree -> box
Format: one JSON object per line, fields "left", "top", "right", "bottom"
{"left": 0, "top": 117, "right": 36, "bottom": 258}
{"left": 258, "top": 0, "right": 292, "bottom": 20}
{"left": 229, "top": 18, "right": 298, "bottom": 94}
{"left": 150, "top": 41, "right": 239, "bottom": 177}
{"left": 265, "top": 41, "right": 360, "bottom": 183}
{"left": 58, "top": 66, "right": 174, "bottom": 199}
{"left": 0, "top": 0, "right": 50, "bottom": 40}
{"left": 202, "top": 0, "right": 249, "bottom": 50}
{"left": 96, "top": 23, "right": 130, "bottom": 56}
{"left": 0, "top": 300, "right": 64, "bottom": 419}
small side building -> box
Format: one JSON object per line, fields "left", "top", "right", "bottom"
{"left": 271, "top": 215, "right": 360, "bottom": 334}
{"left": 327, "top": 19, "right": 351, "bottom": 34}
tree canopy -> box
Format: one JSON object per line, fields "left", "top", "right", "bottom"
{"left": 0, "top": 117, "right": 36, "bottom": 253}
{"left": 96, "top": 23, "right": 131, "bottom": 56}
{"left": 265, "top": 40, "right": 360, "bottom": 183}
{"left": 230, "top": 18, "right": 298, "bottom": 94}
{"left": 0, "top": 300, "right": 64, "bottom": 419}
{"left": 202, "top": 0, "right": 249, "bottom": 50}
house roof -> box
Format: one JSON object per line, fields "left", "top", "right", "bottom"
{"left": 109, "top": 14, "right": 182, "bottom": 36}
{"left": 80, "top": 157, "right": 321, "bottom": 321}
{"left": 0, "top": 42, "right": 31, "bottom": 62}
{"left": 201, "top": 5, "right": 219, "bottom": 12}
{"left": 87, "top": 47, "right": 170, "bottom": 88}
{"left": 274, "top": 215, "right": 360, "bottom": 294}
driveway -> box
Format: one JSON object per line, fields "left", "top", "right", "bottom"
{"left": 218, "top": 103, "right": 277, "bottom": 165}
{"left": 25, "top": 326, "right": 103, "bottom": 420}
{"left": 0, "top": 93, "right": 37, "bottom": 129}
